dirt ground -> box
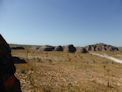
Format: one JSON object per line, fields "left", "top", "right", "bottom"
{"left": 12, "top": 49, "right": 122, "bottom": 92}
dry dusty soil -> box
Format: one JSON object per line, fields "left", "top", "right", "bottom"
{"left": 12, "top": 49, "right": 122, "bottom": 92}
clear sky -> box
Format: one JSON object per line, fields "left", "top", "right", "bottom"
{"left": 0, "top": 0, "right": 122, "bottom": 46}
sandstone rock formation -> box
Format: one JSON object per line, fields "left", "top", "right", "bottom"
{"left": 84, "top": 43, "right": 119, "bottom": 52}
{"left": 54, "top": 46, "right": 63, "bottom": 51}
{"left": 80, "top": 48, "right": 88, "bottom": 53}
{"left": 39, "top": 45, "right": 55, "bottom": 51}
{"left": 64, "top": 44, "right": 76, "bottom": 53}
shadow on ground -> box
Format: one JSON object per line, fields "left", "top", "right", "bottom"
{"left": 11, "top": 57, "right": 27, "bottom": 64}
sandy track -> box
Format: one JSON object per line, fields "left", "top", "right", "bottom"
{"left": 90, "top": 53, "right": 122, "bottom": 64}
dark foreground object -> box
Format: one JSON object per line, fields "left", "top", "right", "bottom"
{"left": 0, "top": 34, "right": 22, "bottom": 92}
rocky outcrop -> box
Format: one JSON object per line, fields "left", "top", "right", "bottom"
{"left": 64, "top": 44, "right": 76, "bottom": 53}
{"left": 54, "top": 46, "right": 63, "bottom": 51}
{"left": 84, "top": 43, "right": 119, "bottom": 52}
{"left": 39, "top": 45, "right": 55, "bottom": 51}
{"left": 80, "top": 48, "right": 88, "bottom": 53}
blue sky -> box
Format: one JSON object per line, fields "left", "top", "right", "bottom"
{"left": 0, "top": 0, "right": 122, "bottom": 46}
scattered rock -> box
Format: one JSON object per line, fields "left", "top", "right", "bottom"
{"left": 39, "top": 45, "right": 55, "bottom": 51}
{"left": 64, "top": 44, "right": 76, "bottom": 53}
{"left": 80, "top": 48, "right": 88, "bottom": 53}
{"left": 54, "top": 46, "right": 63, "bottom": 51}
